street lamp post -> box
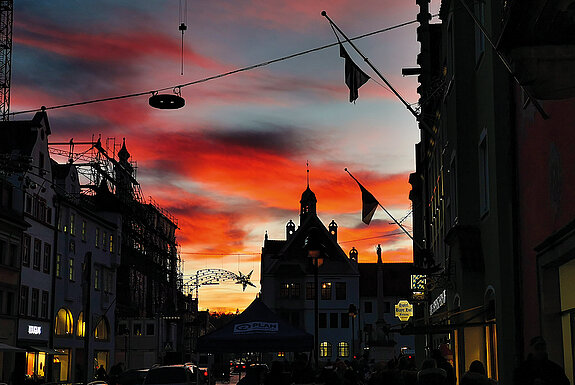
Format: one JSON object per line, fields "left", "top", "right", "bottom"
{"left": 304, "top": 228, "right": 323, "bottom": 369}
{"left": 348, "top": 304, "right": 357, "bottom": 359}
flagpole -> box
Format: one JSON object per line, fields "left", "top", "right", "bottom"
{"left": 345, "top": 168, "right": 425, "bottom": 251}
{"left": 322, "top": 11, "right": 436, "bottom": 137}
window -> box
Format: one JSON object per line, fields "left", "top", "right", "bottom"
{"left": 20, "top": 285, "right": 29, "bottom": 316}
{"left": 46, "top": 207, "right": 52, "bottom": 224}
{"left": 94, "top": 269, "right": 100, "bottom": 290}
{"left": 22, "top": 235, "right": 31, "bottom": 266}
{"left": 56, "top": 254, "right": 62, "bottom": 278}
{"left": 102, "top": 232, "right": 107, "bottom": 249}
{"left": 319, "top": 313, "right": 327, "bottom": 328}
{"left": 69, "top": 240, "right": 75, "bottom": 253}
{"left": 330, "top": 313, "right": 338, "bottom": 328}
{"left": 341, "top": 313, "right": 349, "bottom": 328}
{"left": 0, "top": 240, "right": 5, "bottom": 265}
{"left": 69, "top": 258, "right": 74, "bottom": 281}
{"left": 95, "top": 317, "right": 109, "bottom": 340}
{"left": 338, "top": 342, "right": 350, "bottom": 357}
{"left": 146, "top": 323, "right": 155, "bottom": 336}
{"left": 290, "top": 283, "right": 300, "bottom": 298}
{"left": 77, "top": 312, "right": 85, "bottom": 337}
{"left": 479, "top": 131, "right": 489, "bottom": 216}
{"left": 306, "top": 282, "right": 315, "bottom": 300}
{"left": 133, "top": 323, "right": 142, "bottom": 336}
{"left": 320, "top": 342, "right": 332, "bottom": 358}
{"left": 41, "top": 291, "right": 49, "bottom": 319}
{"left": 55, "top": 308, "right": 73, "bottom": 335}
{"left": 69, "top": 214, "right": 75, "bottom": 236}
{"left": 384, "top": 302, "right": 391, "bottom": 313}
{"left": 280, "top": 283, "right": 289, "bottom": 298}
{"left": 81, "top": 220, "right": 87, "bottom": 241}
{"left": 33, "top": 239, "right": 41, "bottom": 270}
{"left": 9, "top": 243, "right": 18, "bottom": 267}
{"left": 31, "top": 288, "right": 39, "bottom": 317}
{"left": 321, "top": 282, "right": 332, "bottom": 300}
{"left": 118, "top": 323, "right": 129, "bottom": 335}
{"left": 335, "top": 282, "right": 346, "bottom": 300}
{"left": 6, "top": 292, "right": 14, "bottom": 316}
{"left": 25, "top": 194, "right": 32, "bottom": 214}
{"left": 95, "top": 228, "right": 100, "bottom": 248}
{"left": 43, "top": 243, "right": 51, "bottom": 273}
{"left": 109, "top": 234, "right": 114, "bottom": 252}
{"left": 364, "top": 301, "right": 373, "bottom": 314}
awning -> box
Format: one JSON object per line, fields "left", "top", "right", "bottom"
{"left": 0, "top": 342, "right": 26, "bottom": 352}
{"left": 398, "top": 320, "right": 495, "bottom": 335}
{"left": 29, "top": 346, "right": 66, "bottom": 355}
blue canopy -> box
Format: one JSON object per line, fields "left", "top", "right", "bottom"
{"left": 196, "top": 297, "right": 313, "bottom": 353}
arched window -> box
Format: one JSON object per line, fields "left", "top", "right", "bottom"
{"left": 55, "top": 308, "right": 73, "bottom": 335}
{"left": 319, "top": 341, "right": 332, "bottom": 358}
{"left": 94, "top": 317, "right": 110, "bottom": 341}
{"left": 77, "top": 312, "right": 85, "bottom": 338}
{"left": 338, "top": 342, "right": 349, "bottom": 358}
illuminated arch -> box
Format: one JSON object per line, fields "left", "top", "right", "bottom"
{"left": 94, "top": 316, "right": 110, "bottom": 341}
{"left": 338, "top": 342, "right": 349, "bottom": 358}
{"left": 319, "top": 341, "right": 332, "bottom": 358}
{"left": 55, "top": 308, "right": 74, "bottom": 335}
{"left": 77, "top": 312, "right": 85, "bottom": 337}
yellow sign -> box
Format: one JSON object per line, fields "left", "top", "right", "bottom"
{"left": 395, "top": 300, "right": 414, "bottom": 321}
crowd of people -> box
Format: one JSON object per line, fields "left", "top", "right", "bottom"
{"left": 235, "top": 336, "right": 570, "bottom": 385}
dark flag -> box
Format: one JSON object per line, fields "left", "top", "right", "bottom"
{"left": 340, "top": 43, "right": 370, "bottom": 102}
{"left": 353, "top": 179, "right": 379, "bottom": 224}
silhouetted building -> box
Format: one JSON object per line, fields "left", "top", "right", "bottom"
{"left": 411, "top": 0, "right": 575, "bottom": 383}
{"left": 260, "top": 183, "right": 360, "bottom": 362}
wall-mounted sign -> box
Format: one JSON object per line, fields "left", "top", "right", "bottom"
{"left": 28, "top": 325, "right": 42, "bottom": 335}
{"left": 233, "top": 322, "right": 278, "bottom": 334}
{"left": 411, "top": 275, "right": 426, "bottom": 291}
{"left": 395, "top": 300, "right": 414, "bottom": 322}
{"left": 429, "top": 289, "right": 447, "bottom": 315}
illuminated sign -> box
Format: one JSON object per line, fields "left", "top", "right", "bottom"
{"left": 233, "top": 322, "right": 278, "bottom": 334}
{"left": 411, "top": 275, "right": 426, "bottom": 291}
{"left": 394, "top": 300, "right": 414, "bottom": 322}
{"left": 429, "top": 289, "right": 447, "bottom": 315}
{"left": 28, "top": 325, "right": 42, "bottom": 335}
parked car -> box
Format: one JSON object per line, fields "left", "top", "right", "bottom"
{"left": 231, "top": 361, "right": 246, "bottom": 374}
{"left": 143, "top": 364, "right": 203, "bottom": 385}
{"left": 116, "top": 369, "right": 149, "bottom": 385}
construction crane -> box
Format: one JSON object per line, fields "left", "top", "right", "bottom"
{"left": 0, "top": 0, "right": 12, "bottom": 121}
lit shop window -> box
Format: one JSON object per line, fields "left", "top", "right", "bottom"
{"left": 338, "top": 342, "right": 349, "bottom": 358}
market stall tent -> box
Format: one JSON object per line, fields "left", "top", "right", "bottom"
{"left": 196, "top": 297, "right": 313, "bottom": 353}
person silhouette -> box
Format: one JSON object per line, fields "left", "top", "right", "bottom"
{"left": 514, "top": 336, "right": 569, "bottom": 385}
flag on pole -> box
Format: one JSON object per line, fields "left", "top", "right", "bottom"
{"left": 340, "top": 43, "right": 370, "bottom": 103}
{"left": 353, "top": 178, "right": 379, "bottom": 225}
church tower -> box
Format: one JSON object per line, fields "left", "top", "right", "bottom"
{"left": 300, "top": 164, "right": 317, "bottom": 224}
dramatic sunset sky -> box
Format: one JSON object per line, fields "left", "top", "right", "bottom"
{"left": 14, "top": 1, "right": 439, "bottom": 312}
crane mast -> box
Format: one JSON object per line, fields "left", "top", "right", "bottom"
{"left": 0, "top": 0, "right": 12, "bottom": 121}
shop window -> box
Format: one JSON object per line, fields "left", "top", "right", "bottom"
{"left": 77, "top": 312, "right": 85, "bottom": 338}
{"left": 321, "top": 282, "right": 332, "bottom": 300}
{"left": 55, "top": 308, "right": 73, "bottom": 335}
{"left": 95, "top": 317, "right": 110, "bottom": 340}
{"left": 320, "top": 341, "right": 332, "bottom": 358}
{"left": 338, "top": 342, "right": 350, "bottom": 357}
{"left": 335, "top": 282, "right": 346, "bottom": 300}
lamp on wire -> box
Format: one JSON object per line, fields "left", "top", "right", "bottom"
{"left": 148, "top": 88, "right": 185, "bottom": 110}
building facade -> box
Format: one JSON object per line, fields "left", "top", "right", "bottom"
{"left": 411, "top": 0, "right": 575, "bottom": 383}
{"left": 260, "top": 185, "right": 360, "bottom": 363}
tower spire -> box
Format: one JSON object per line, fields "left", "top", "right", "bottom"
{"left": 306, "top": 160, "right": 309, "bottom": 188}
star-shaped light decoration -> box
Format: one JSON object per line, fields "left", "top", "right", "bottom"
{"left": 236, "top": 270, "right": 256, "bottom": 291}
